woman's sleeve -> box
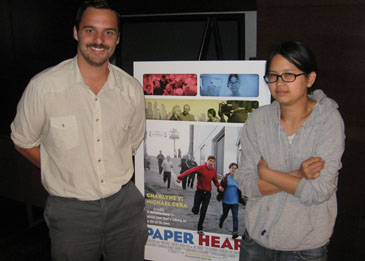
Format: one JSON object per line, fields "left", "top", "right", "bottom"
{"left": 294, "top": 110, "right": 345, "bottom": 205}
{"left": 236, "top": 114, "right": 263, "bottom": 199}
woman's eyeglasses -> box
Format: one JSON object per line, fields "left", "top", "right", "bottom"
{"left": 263, "top": 73, "right": 306, "bottom": 83}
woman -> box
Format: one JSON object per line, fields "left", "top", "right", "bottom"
{"left": 170, "top": 105, "right": 181, "bottom": 120}
{"left": 216, "top": 163, "right": 246, "bottom": 239}
{"left": 238, "top": 41, "right": 345, "bottom": 260}
{"left": 227, "top": 74, "right": 241, "bottom": 96}
{"left": 207, "top": 108, "right": 220, "bottom": 122}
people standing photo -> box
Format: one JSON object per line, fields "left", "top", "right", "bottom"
{"left": 10, "top": 1, "right": 147, "bottom": 260}
{"left": 238, "top": 41, "right": 345, "bottom": 261}
{"left": 157, "top": 150, "right": 165, "bottom": 175}
{"left": 179, "top": 155, "right": 190, "bottom": 190}
{"left": 216, "top": 163, "right": 246, "bottom": 239}
{"left": 187, "top": 155, "right": 198, "bottom": 189}
{"left": 176, "top": 155, "right": 224, "bottom": 235}
{"left": 162, "top": 155, "right": 174, "bottom": 190}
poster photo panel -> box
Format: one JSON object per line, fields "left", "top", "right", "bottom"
{"left": 134, "top": 61, "right": 270, "bottom": 261}
{"left": 143, "top": 121, "right": 245, "bottom": 260}
{"left": 200, "top": 73, "right": 259, "bottom": 97}
{"left": 143, "top": 73, "right": 198, "bottom": 96}
{"left": 146, "top": 98, "right": 259, "bottom": 123}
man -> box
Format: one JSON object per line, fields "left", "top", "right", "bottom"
{"left": 10, "top": 1, "right": 147, "bottom": 260}
{"left": 144, "top": 83, "right": 153, "bottom": 95}
{"left": 161, "top": 155, "right": 174, "bottom": 190}
{"left": 157, "top": 150, "right": 165, "bottom": 174}
{"left": 153, "top": 79, "right": 164, "bottom": 95}
{"left": 187, "top": 155, "right": 198, "bottom": 188}
{"left": 228, "top": 101, "right": 248, "bottom": 122}
{"left": 179, "top": 155, "right": 189, "bottom": 190}
{"left": 216, "top": 163, "right": 246, "bottom": 239}
{"left": 219, "top": 100, "right": 248, "bottom": 123}
{"left": 155, "top": 75, "right": 168, "bottom": 95}
{"left": 179, "top": 104, "right": 195, "bottom": 121}
{"left": 176, "top": 156, "right": 224, "bottom": 235}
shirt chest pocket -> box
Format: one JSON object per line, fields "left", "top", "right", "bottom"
{"left": 50, "top": 116, "right": 79, "bottom": 150}
{"left": 115, "top": 121, "right": 131, "bottom": 145}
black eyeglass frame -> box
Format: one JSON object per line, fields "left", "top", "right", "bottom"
{"left": 263, "top": 73, "right": 306, "bottom": 83}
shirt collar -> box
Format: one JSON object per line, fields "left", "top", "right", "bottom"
{"left": 71, "top": 56, "right": 118, "bottom": 91}
{"left": 70, "top": 56, "right": 83, "bottom": 86}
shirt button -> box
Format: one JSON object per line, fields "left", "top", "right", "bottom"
{"left": 95, "top": 98, "right": 98, "bottom": 101}
{"left": 101, "top": 179, "right": 103, "bottom": 183}
{"left": 98, "top": 159, "right": 101, "bottom": 162}
{"left": 97, "top": 138, "right": 100, "bottom": 142}
{"left": 96, "top": 118, "right": 99, "bottom": 122}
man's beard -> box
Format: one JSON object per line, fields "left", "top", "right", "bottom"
{"left": 80, "top": 44, "right": 112, "bottom": 67}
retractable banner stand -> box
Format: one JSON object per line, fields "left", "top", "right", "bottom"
{"left": 134, "top": 61, "right": 270, "bottom": 261}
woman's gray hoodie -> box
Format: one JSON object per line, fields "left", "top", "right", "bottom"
{"left": 237, "top": 90, "right": 345, "bottom": 250}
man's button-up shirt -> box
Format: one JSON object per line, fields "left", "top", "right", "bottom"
{"left": 11, "top": 57, "right": 146, "bottom": 200}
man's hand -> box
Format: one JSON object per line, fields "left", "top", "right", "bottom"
{"left": 218, "top": 186, "right": 224, "bottom": 192}
{"left": 176, "top": 179, "right": 181, "bottom": 183}
{"left": 15, "top": 145, "right": 41, "bottom": 168}
{"left": 297, "top": 157, "right": 325, "bottom": 179}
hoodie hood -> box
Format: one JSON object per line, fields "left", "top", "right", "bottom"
{"left": 271, "top": 89, "right": 339, "bottom": 166}
{"left": 271, "top": 89, "right": 339, "bottom": 127}
{"left": 307, "top": 89, "right": 339, "bottom": 126}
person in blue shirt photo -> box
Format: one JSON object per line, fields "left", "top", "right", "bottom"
{"left": 217, "top": 163, "right": 246, "bottom": 239}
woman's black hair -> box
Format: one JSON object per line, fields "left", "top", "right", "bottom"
{"left": 207, "top": 108, "right": 216, "bottom": 117}
{"left": 229, "top": 162, "right": 238, "bottom": 169}
{"left": 227, "top": 74, "right": 239, "bottom": 87}
{"left": 265, "top": 41, "right": 318, "bottom": 78}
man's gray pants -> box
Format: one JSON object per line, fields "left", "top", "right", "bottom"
{"left": 44, "top": 181, "right": 147, "bottom": 261}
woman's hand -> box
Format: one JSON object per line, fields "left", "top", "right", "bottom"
{"left": 297, "top": 157, "right": 325, "bottom": 179}
{"left": 257, "top": 157, "right": 268, "bottom": 178}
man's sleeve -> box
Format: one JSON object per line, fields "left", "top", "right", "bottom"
{"left": 11, "top": 78, "right": 46, "bottom": 148}
{"left": 178, "top": 165, "right": 201, "bottom": 180}
{"left": 213, "top": 172, "right": 221, "bottom": 187}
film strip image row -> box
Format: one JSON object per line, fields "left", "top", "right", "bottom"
{"left": 146, "top": 98, "right": 259, "bottom": 124}
{"left": 143, "top": 73, "right": 259, "bottom": 98}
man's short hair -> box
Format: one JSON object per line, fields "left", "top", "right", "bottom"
{"left": 207, "top": 155, "right": 216, "bottom": 161}
{"left": 75, "top": 0, "right": 120, "bottom": 31}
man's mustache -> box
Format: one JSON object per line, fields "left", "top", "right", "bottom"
{"left": 86, "top": 44, "right": 108, "bottom": 50}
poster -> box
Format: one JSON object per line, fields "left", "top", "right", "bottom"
{"left": 134, "top": 61, "right": 270, "bottom": 260}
